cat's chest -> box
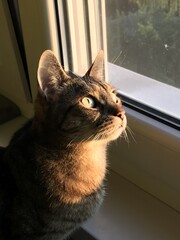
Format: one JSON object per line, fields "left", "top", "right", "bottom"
{"left": 40, "top": 142, "right": 107, "bottom": 205}
{"left": 75, "top": 143, "right": 107, "bottom": 190}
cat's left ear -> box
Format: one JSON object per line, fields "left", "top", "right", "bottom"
{"left": 37, "top": 50, "right": 69, "bottom": 100}
{"left": 85, "top": 50, "right": 104, "bottom": 82}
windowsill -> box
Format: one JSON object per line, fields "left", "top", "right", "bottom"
{"left": 82, "top": 170, "right": 180, "bottom": 240}
{"left": 108, "top": 63, "right": 180, "bottom": 121}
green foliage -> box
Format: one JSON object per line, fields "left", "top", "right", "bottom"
{"left": 107, "top": 1, "right": 180, "bottom": 88}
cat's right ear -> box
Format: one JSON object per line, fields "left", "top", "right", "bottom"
{"left": 37, "top": 50, "right": 69, "bottom": 100}
{"left": 84, "top": 50, "right": 104, "bottom": 82}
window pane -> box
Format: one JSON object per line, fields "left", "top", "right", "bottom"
{"left": 106, "top": 0, "right": 180, "bottom": 89}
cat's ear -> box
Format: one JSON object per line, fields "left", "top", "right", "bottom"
{"left": 85, "top": 50, "right": 104, "bottom": 82}
{"left": 37, "top": 50, "right": 69, "bottom": 100}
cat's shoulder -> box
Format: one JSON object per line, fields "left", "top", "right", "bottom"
{"left": 0, "top": 147, "right": 6, "bottom": 173}
{"left": 0, "top": 146, "right": 5, "bottom": 159}
{"left": 9, "top": 119, "right": 33, "bottom": 145}
{"left": 0, "top": 146, "right": 11, "bottom": 200}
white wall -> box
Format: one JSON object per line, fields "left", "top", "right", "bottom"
{"left": 109, "top": 107, "right": 180, "bottom": 211}
{"left": 0, "top": 1, "right": 33, "bottom": 118}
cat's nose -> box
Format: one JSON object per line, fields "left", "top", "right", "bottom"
{"left": 109, "top": 103, "right": 125, "bottom": 119}
{"left": 114, "top": 104, "right": 125, "bottom": 120}
{"left": 117, "top": 109, "right": 125, "bottom": 119}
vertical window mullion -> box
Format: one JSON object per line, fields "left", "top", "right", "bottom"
{"left": 101, "top": 0, "right": 108, "bottom": 82}
{"left": 87, "top": 0, "right": 101, "bottom": 61}
{"left": 67, "top": 0, "right": 90, "bottom": 75}
{"left": 87, "top": 0, "right": 108, "bottom": 81}
{"left": 57, "top": 0, "right": 107, "bottom": 79}
{"left": 66, "top": 0, "right": 78, "bottom": 72}
{"left": 57, "top": 0, "right": 70, "bottom": 71}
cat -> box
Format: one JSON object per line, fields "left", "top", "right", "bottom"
{"left": 0, "top": 50, "right": 127, "bottom": 240}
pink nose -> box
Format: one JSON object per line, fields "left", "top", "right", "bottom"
{"left": 117, "top": 109, "right": 125, "bottom": 119}
{"left": 114, "top": 103, "right": 125, "bottom": 119}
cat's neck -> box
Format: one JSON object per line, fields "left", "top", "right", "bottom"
{"left": 39, "top": 140, "right": 107, "bottom": 206}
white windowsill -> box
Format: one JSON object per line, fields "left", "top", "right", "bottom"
{"left": 108, "top": 63, "right": 180, "bottom": 121}
{"left": 83, "top": 170, "right": 180, "bottom": 240}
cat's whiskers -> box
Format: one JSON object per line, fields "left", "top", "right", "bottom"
{"left": 73, "top": 138, "right": 86, "bottom": 152}
{"left": 94, "top": 133, "right": 101, "bottom": 141}
{"left": 123, "top": 129, "right": 129, "bottom": 143}
{"left": 66, "top": 137, "right": 78, "bottom": 148}
{"left": 120, "top": 125, "right": 136, "bottom": 146}
{"left": 126, "top": 125, "right": 136, "bottom": 143}
{"left": 94, "top": 131, "right": 107, "bottom": 141}
{"left": 70, "top": 136, "right": 89, "bottom": 155}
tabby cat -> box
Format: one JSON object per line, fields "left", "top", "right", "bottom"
{"left": 0, "top": 50, "right": 127, "bottom": 240}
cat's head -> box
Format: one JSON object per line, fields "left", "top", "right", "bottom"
{"left": 34, "top": 50, "right": 127, "bottom": 144}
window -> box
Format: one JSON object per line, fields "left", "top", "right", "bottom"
{"left": 105, "top": 0, "right": 180, "bottom": 129}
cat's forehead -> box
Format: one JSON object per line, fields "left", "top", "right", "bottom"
{"left": 68, "top": 76, "right": 116, "bottom": 100}
{"left": 82, "top": 76, "right": 114, "bottom": 93}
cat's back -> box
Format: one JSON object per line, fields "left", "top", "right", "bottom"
{"left": 0, "top": 146, "right": 8, "bottom": 202}
{"left": 0, "top": 146, "right": 7, "bottom": 193}
{"left": 0, "top": 146, "right": 6, "bottom": 190}
{"left": 0, "top": 146, "right": 5, "bottom": 238}
{"left": 0, "top": 146, "right": 5, "bottom": 155}
{"left": 0, "top": 146, "right": 11, "bottom": 239}
{"left": 0, "top": 122, "right": 33, "bottom": 239}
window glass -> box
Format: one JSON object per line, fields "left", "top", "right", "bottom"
{"left": 106, "top": 0, "right": 180, "bottom": 89}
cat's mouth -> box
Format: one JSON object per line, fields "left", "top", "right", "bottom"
{"left": 94, "top": 115, "right": 127, "bottom": 142}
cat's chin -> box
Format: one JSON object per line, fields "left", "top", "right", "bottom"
{"left": 106, "top": 124, "right": 126, "bottom": 142}
{"left": 108, "top": 128, "right": 124, "bottom": 141}
{"left": 96, "top": 115, "right": 127, "bottom": 143}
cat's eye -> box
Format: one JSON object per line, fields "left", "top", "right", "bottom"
{"left": 111, "top": 93, "right": 120, "bottom": 104}
{"left": 115, "top": 97, "right": 120, "bottom": 104}
{"left": 81, "top": 97, "right": 95, "bottom": 108}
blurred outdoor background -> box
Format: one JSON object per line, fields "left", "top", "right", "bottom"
{"left": 106, "top": 0, "right": 180, "bottom": 88}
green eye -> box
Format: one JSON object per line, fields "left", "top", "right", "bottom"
{"left": 111, "top": 93, "right": 120, "bottom": 104}
{"left": 81, "top": 97, "right": 95, "bottom": 108}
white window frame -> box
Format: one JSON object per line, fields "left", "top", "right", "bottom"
{"left": 18, "top": 0, "right": 61, "bottom": 102}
